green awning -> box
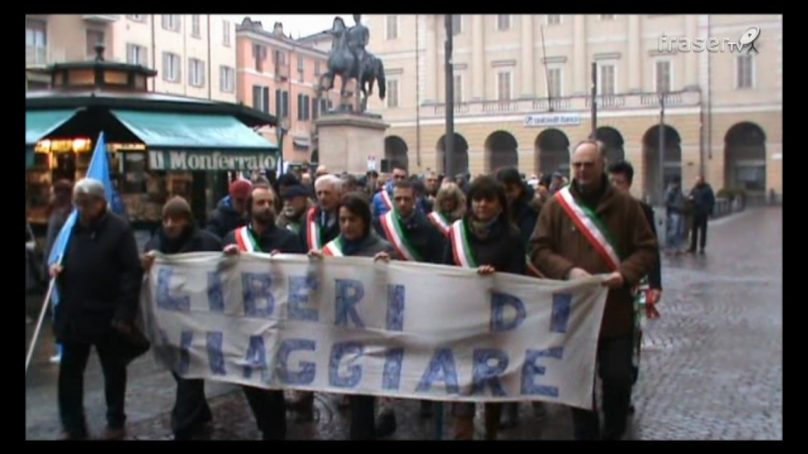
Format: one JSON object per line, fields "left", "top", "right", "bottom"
{"left": 110, "top": 110, "right": 277, "bottom": 150}
{"left": 26, "top": 109, "right": 81, "bottom": 145}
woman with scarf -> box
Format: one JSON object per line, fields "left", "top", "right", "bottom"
{"left": 442, "top": 175, "right": 526, "bottom": 440}
{"left": 309, "top": 191, "right": 395, "bottom": 439}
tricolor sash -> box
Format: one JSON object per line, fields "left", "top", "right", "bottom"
{"left": 525, "top": 256, "right": 544, "bottom": 278}
{"left": 427, "top": 211, "right": 451, "bottom": 237}
{"left": 380, "top": 190, "right": 393, "bottom": 211}
{"left": 449, "top": 219, "right": 478, "bottom": 268}
{"left": 234, "top": 226, "right": 261, "bottom": 253}
{"left": 305, "top": 207, "right": 322, "bottom": 250}
{"left": 322, "top": 236, "right": 346, "bottom": 257}
{"left": 380, "top": 211, "right": 423, "bottom": 261}
{"left": 556, "top": 187, "right": 621, "bottom": 272}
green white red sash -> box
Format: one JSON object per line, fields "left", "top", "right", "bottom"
{"left": 525, "top": 256, "right": 544, "bottom": 278}
{"left": 556, "top": 187, "right": 621, "bottom": 272}
{"left": 380, "top": 190, "right": 393, "bottom": 211}
{"left": 305, "top": 207, "right": 322, "bottom": 250}
{"left": 428, "top": 211, "right": 451, "bottom": 237}
{"left": 380, "top": 210, "right": 423, "bottom": 262}
{"left": 234, "top": 226, "right": 261, "bottom": 252}
{"left": 322, "top": 236, "right": 346, "bottom": 257}
{"left": 449, "top": 219, "right": 478, "bottom": 268}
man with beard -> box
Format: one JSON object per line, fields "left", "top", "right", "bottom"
{"left": 372, "top": 180, "right": 447, "bottom": 435}
{"left": 222, "top": 185, "right": 304, "bottom": 440}
{"left": 276, "top": 184, "right": 314, "bottom": 235}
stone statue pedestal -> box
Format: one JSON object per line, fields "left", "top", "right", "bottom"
{"left": 314, "top": 113, "right": 389, "bottom": 174}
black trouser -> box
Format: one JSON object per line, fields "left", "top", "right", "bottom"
{"left": 349, "top": 395, "right": 376, "bottom": 440}
{"left": 571, "top": 335, "right": 634, "bottom": 440}
{"left": 58, "top": 339, "right": 127, "bottom": 436}
{"left": 170, "top": 372, "right": 212, "bottom": 439}
{"left": 690, "top": 212, "right": 709, "bottom": 251}
{"left": 241, "top": 386, "right": 286, "bottom": 440}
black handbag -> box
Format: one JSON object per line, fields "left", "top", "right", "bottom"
{"left": 111, "top": 324, "right": 151, "bottom": 365}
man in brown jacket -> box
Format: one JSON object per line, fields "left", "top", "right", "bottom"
{"left": 529, "top": 140, "right": 658, "bottom": 440}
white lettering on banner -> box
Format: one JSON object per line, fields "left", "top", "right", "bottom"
{"left": 141, "top": 253, "right": 608, "bottom": 409}
{"left": 169, "top": 151, "right": 188, "bottom": 170}
{"left": 149, "top": 151, "right": 276, "bottom": 171}
{"left": 187, "top": 155, "right": 200, "bottom": 170}
{"left": 525, "top": 113, "right": 582, "bottom": 127}
{"left": 149, "top": 151, "right": 164, "bottom": 170}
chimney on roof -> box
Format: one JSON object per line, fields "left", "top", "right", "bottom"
{"left": 273, "top": 22, "right": 284, "bottom": 37}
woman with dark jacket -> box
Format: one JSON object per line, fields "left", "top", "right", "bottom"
{"left": 310, "top": 192, "right": 395, "bottom": 439}
{"left": 141, "top": 197, "right": 222, "bottom": 440}
{"left": 442, "top": 176, "right": 526, "bottom": 440}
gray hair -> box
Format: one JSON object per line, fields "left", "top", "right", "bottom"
{"left": 73, "top": 178, "right": 107, "bottom": 200}
{"left": 315, "top": 174, "right": 342, "bottom": 192}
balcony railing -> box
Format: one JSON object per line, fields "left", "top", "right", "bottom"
{"left": 82, "top": 15, "right": 119, "bottom": 23}
{"left": 275, "top": 63, "right": 290, "bottom": 80}
{"left": 25, "top": 46, "right": 65, "bottom": 67}
{"left": 421, "top": 90, "right": 700, "bottom": 118}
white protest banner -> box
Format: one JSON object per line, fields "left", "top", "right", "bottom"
{"left": 140, "top": 252, "right": 608, "bottom": 409}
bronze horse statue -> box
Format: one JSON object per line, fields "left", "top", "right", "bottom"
{"left": 317, "top": 17, "right": 385, "bottom": 113}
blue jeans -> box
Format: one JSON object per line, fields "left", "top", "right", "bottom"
{"left": 666, "top": 212, "right": 684, "bottom": 250}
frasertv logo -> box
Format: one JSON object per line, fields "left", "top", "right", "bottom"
{"left": 659, "top": 27, "right": 760, "bottom": 54}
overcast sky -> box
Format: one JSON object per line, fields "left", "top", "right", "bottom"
{"left": 227, "top": 14, "right": 353, "bottom": 39}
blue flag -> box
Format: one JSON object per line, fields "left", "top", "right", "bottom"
{"left": 47, "top": 132, "right": 126, "bottom": 308}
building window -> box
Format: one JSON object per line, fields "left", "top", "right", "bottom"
{"left": 26, "top": 19, "right": 47, "bottom": 65}
{"left": 298, "top": 94, "right": 310, "bottom": 120}
{"left": 656, "top": 60, "right": 671, "bottom": 93}
{"left": 547, "top": 15, "right": 561, "bottom": 25}
{"left": 127, "top": 15, "right": 146, "bottom": 22}
{"left": 220, "top": 66, "right": 235, "bottom": 92}
{"left": 497, "top": 15, "right": 510, "bottom": 31}
{"left": 162, "top": 15, "right": 181, "bottom": 32}
{"left": 189, "top": 58, "right": 205, "bottom": 87}
{"left": 599, "top": 63, "right": 615, "bottom": 96}
{"left": 223, "top": 20, "right": 231, "bottom": 47}
{"left": 387, "top": 79, "right": 399, "bottom": 108}
{"left": 274, "top": 49, "right": 287, "bottom": 66}
{"left": 453, "top": 74, "right": 463, "bottom": 104}
{"left": 451, "top": 15, "right": 462, "bottom": 35}
{"left": 252, "top": 85, "right": 269, "bottom": 113}
{"left": 548, "top": 67, "right": 562, "bottom": 97}
{"left": 737, "top": 54, "right": 754, "bottom": 89}
{"left": 298, "top": 55, "right": 305, "bottom": 82}
{"left": 191, "top": 15, "right": 201, "bottom": 38}
{"left": 313, "top": 97, "right": 328, "bottom": 119}
{"left": 253, "top": 44, "right": 266, "bottom": 72}
{"left": 163, "top": 52, "right": 181, "bottom": 82}
{"left": 600, "top": 15, "right": 615, "bottom": 21}
{"left": 126, "top": 43, "right": 148, "bottom": 66}
{"left": 275, "top": 89, "right": 289, "bottom": 118}
{"left": 497, "top": 71, "right": 511, "bottom": 101}
{"left": 386, "top": 15, "right": 398, "bottom": 40}
{"left": 315, "top": 60, "right": 321, "bottom": 77}
{"left": 86, "top": 29, "right": 104, "bottom": 59}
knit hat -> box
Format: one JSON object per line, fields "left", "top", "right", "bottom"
{"left": 229, "top": 179, "right": 253, "bottom": 199}
{"left": 281, "top": 184, "right": 310, "bottom": 200}
{"left": 162, "top": 196, "right": 194, "bottom": 222}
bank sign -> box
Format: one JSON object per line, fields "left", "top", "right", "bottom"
{"left": 524, "top": 113, "right": 582, "bottom": 127}
{"left": 149, "top": 150, "right": 278, "bottom": 171}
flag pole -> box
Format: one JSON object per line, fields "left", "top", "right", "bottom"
{"left": 25, "top": 277, "right": 56, "bottom": 374}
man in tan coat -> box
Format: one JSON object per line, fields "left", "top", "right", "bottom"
{"left": 529, "top": 140, "right": 658, "bottom": 440}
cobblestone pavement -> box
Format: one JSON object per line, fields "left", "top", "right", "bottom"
{"left": 25, "top": 207, "right": 782, "bottom": 440}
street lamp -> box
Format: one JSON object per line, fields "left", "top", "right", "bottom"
{"left": 658, "top": 93, "right": 666, "bottom": 206}
{"left": 275, "top": 120, "right": 288, "bottom": 176}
